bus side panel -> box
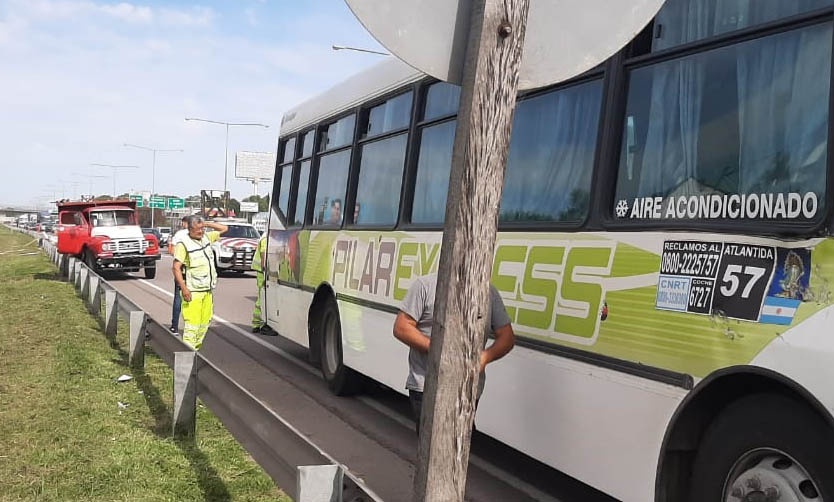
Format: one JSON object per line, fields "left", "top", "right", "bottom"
{"left": 338, "top": 301, "right": 410, "bottom": 394}
{"left": 269, "top": 287, "right": 313, "bottom": 348}
{"left": 477, "top": 348, "right": 685, "bottom": 502}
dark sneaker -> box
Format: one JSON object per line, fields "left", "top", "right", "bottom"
{"left": 252, "top": 326, "right": 262, "bottom": 333}
{"left": 169, "top": 326, "right": 178, "bottom": 334}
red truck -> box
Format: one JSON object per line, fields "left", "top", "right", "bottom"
{"left": 56, "top": 199, "right": 161, "bottom": 278}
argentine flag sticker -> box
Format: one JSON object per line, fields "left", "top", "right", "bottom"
{"left": 759, "top": 296, "right": 801, "bottom": 325}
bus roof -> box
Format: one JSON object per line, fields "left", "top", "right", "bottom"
{"left": 279, "top": 58, "right": 425, "bottom": 137}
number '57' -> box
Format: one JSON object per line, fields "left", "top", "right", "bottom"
{"left": 719, "top": 265, "right": 766, "bottom": 298}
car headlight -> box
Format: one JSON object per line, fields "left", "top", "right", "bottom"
{"left": 101, "top": 242, "right": 113, "bottom": 252}
{"left": 221, "top": 245, "right": 234, "bottom": 253}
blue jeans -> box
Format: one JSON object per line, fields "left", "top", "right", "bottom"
{"left": 171, "top": 280, "right": 182, "bottom": 328}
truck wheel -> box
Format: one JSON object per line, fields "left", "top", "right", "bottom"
{"left": 83, "top": 249, "right": 97, "bottom": 272}
{"left": 688, "top": 393, "right": 834, "bottom": 501}
{"left": 144, "top": 266, "right": 157, "bottom": 279}
{"left": 319, "top": 296, "right": 361, "bottom": 396}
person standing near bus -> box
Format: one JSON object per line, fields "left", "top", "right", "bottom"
{"left": 393, "top": 274, "right": 516, "bottom": 434}
{"left": 168, "top": 215, "right": 189, "bottom": 334}
{"left": 251, "top": 233, "right": 267, "bottom": 333}
{"left": 172, "top": 215, "right": 227, "bottom": 350}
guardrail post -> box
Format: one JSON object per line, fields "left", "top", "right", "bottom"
{"left": 88, "top": 276, "right": 101, "bottom": 316}
{"left": 173, "top": 351, "right": 197, "bottom": 438}
{"left": 297, "top": 465, "right": 343, "bottom": 502}
{"left": 128, "top": 311, "right": 146, "bottom": 369}
{"left": 104, "top": 290, "right": 119, "bottom": 338}
{"left": 59, "top": 254, "right": 68, "bottom": 278}
{"left": 80, "top": 267, "right": 90, "bottom": 303}
{"left": 74, "top": 262, "right": 83, "bottom": 290}
{"left": 67, "top": 257, "right": 77, "bottom": 282}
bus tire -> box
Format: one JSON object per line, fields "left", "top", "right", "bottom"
{"left": 319, "top": 296, "right": 360, "bottom": 396}
{"left": 688, "top": 393, "right": 834, "bottom": 502}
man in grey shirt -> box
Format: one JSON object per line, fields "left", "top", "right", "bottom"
{"left": 393, "top": 274, "right": 516, "bottom": 434}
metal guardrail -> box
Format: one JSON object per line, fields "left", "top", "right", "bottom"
{"left": 36, "top": 236, "right": 380, "bottom": 502}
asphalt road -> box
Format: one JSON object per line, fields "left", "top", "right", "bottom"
{"left": 104, "top": 254, "right": 619, "bottom": 502}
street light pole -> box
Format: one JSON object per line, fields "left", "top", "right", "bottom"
{"left": 124, "top": 144, "right": 183, "bottom": 228}
{"left": 184, "top": 117, "right": 269, "bottom": 197}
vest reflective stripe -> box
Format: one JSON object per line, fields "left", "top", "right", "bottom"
{"left": 182, "top": 236, "right": 216, "bottom": 291}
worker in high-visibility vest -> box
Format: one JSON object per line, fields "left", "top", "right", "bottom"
{"left": 172, "top": 215, "right": 227, "bottom": 350}
{"left": 252, "top": 234, "right": 267, "bottom": 333}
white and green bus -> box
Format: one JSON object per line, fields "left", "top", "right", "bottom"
{"left": 263, "top": 1, "right": 834, "bottom": 499}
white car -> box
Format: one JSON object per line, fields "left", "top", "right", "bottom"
{"left": 212, "top": 221, "right": 260, "bottom": 274}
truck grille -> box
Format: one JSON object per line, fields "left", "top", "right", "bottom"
{"left": 112, "top": 239, "right": 148, "bottom": 254}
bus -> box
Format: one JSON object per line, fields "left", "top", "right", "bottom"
{"left": 263, "top": 1, "right": 834, "bottom": 500}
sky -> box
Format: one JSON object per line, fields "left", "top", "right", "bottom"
{"left": 0, "top": 0, "right": 388, "bottom": 209}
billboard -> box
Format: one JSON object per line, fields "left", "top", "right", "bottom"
{"left": 235, "top": 151, "right": 275, "bottom": 180}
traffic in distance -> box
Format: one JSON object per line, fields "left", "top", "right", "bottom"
{"left": 260, "top": 2, "right": 834, "bottom": 501}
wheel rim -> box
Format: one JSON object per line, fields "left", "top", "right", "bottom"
{"left": 724, "top": 449, "right": 821, "bottom": 501}
{"left": 323, "top": 310, "right": 340, "bottom": 376}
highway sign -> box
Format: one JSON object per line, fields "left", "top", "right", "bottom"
{"left": 167, "top": 197, "right": 185, "bottom": 209}
{"left": 240, "top": 202, "right": 259, "bottom": 213}
{"left": 149, "top": 195, "right": 165, "bottom": 209}
{"left": 129, "top": 194, "right": 144, "bottom": 207}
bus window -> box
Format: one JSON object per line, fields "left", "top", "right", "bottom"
{"left": 320, "top": 115, "right": 355, "bottom": 152}
{"left": 500, "top": 80, "right": 603, "bottom": 223}
{"left": 423, "top": 82, "right": 460, "bottom": 121}
{"left": 312, "top": 150, "right": 350, "bottom": 226}
{"left": 615, "top": 22, "right": 830, "bottom": 223}
{"left": 365, "top": 92, "right": 413, "bottom": 138}
{"left": 412, "top": 120, "right": 456, "bottom": 224}
{"left": 292, "top": 161, "right": 311, "bottom": 226}
{"left": 300, "top": 130, "right": 315, "bottom": 158}
{"left": 281, "top": 137, "right": 296, "bottom": 164}
{"left": 277, "top": 164, "right": 292, "bottom": 218}
{"left": 652, "top": 0, "right": 833, "bottom": 52}
{"left": 355, "top": 135, "right": 408, "bottom": 226}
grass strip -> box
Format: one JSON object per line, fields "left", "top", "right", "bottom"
{"left": 0, "top": 228, "right": 289, "bottom": 501}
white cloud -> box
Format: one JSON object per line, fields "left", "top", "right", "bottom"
{"left": 244, "top": 7, "right": 257, "bottom": 27}
{"left": 0, "top": 0, "right": 387, "bottom": 207}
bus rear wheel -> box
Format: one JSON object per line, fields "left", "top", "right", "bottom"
{"left": 319, "top": 296, "right": 361, "bottom": 396}
{"left": 688, "top": 393, "right": 834, "bottom": 502}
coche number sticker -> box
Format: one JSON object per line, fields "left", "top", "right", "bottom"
{"left": 656, "top": 240, "right": 778, "bottom": 322}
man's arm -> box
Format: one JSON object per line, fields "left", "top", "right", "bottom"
{"left": 172, "top": 260, "right": 191, "bottom": 302}
{"left": 480, "top": 323, "right": 515, "bottom": 373}
{"left": 393, "top": 311, "right": 431, "bottom": 354}
{"left": 205, "top": 221, "right": 228, "bottom": 234}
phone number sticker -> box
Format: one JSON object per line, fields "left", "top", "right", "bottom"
{"left": 656, "top": 240, "right": 777, "bottom": 321}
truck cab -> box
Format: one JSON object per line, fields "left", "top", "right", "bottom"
{"left": 56, "top": 200, "right": 161, "bottom": 278}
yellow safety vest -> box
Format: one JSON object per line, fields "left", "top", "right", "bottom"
{"left": 181, "top": 236, "right": 217, "bottom": 292}
{"left": 252, "top": 236, "right": 267, "bottom": 273}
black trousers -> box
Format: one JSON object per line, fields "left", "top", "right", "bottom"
{"left": 408, "top": 390, "right": 478, "bottom": 436}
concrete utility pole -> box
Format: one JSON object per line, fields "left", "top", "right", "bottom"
{"left": 414, "top": 1, "right": 529, "bottom": 501}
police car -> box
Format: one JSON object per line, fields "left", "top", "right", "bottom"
{"left": 211, "top": 219, "right": 260, "bottom": 274}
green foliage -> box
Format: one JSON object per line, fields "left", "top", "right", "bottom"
{"left": 0, "top": 228, "right": 288, "bottom": 502}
